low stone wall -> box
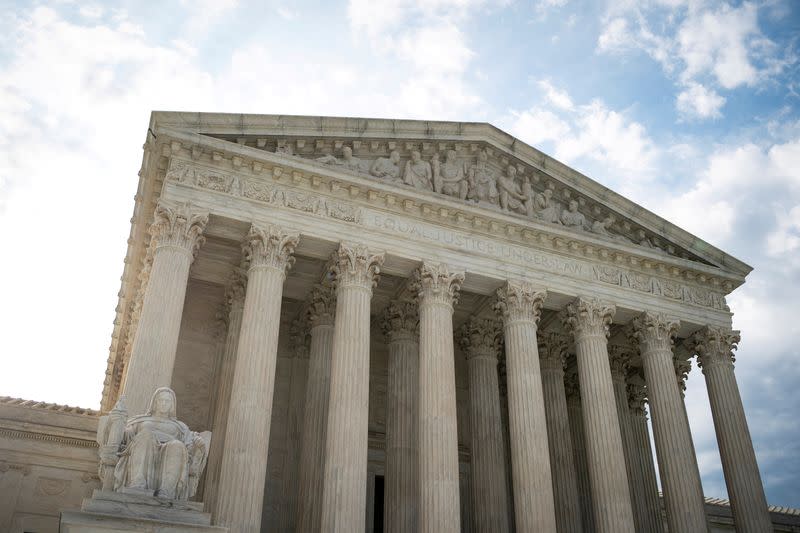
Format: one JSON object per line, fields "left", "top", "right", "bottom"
{"left": 0, "top": 397, "right": 101, "bottom": 533}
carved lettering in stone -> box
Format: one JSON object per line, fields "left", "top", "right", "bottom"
{"left": 621, "top": 271, "right": 652, "bottom": 293}
{"left": 325, "top": 200, "right": 362, "bottom": 223}
{"left": 593, "top": 265, "right": 622, "bottom": 285}
{"left": 284, "top": 190, "right": 322, "bottom": 213}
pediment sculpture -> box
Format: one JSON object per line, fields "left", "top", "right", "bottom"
{"left": 96, "top": 387, "right": 211, "bottom": 501}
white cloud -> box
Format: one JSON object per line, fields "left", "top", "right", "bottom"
{"left": 597, "top": 1, "right": 793, "bottom": 120}
{"left": 538, "top": 79, "right": 574, "bottom": 110}
{"left": 178, "top": 0, "right": 239, "bottom": 34}
{"left": 276, "top": 6, "right": 298, "bottom": 20}
{"left": 676, "top": 82, "right": 726, "bottom": 119}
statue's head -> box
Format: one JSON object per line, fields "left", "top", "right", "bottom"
{"left": 446, "top": 149, "right": 457, "bottom": 162}
{"left": 569, "top": 199, "right": 578, "bottom": 212}
{"left": 342, "top": 146, "right": 353, "bottom": 159}
{"left": 507, "top": 165, "right": 517, "bottom": 178}
{"left": 411, "top": 150, "right": 421, "bottom": 162}
{"left": 146, "top": 387, "right": 177, "bottom": 419}
{"left": 390, "top": 150, "right": 400, "bottom": 163}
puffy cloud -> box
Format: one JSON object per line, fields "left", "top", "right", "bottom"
{"left": 676, "top": 82, "right": 726, "bottom": 119}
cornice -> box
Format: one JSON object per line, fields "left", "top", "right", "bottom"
{"left": 149, "top": 112, "right": 753, "bottom": 278}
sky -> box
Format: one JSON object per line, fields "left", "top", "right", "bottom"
{"left": 1, "top": 0, "right": 799, "bottom": 509}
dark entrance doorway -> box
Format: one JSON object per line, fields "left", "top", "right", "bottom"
{"left": 373, "top": 475, "right": 385, "bottom": 532}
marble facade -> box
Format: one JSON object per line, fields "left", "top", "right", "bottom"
{"left": 0, "top": 113, "right": 792, "bottom": 532}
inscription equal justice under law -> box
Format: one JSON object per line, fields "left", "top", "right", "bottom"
{"left": 368, "top": 211, "right": 587, "bottom": 277}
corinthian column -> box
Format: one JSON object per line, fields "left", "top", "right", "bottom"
{"left": 281, "top": 319, "right": 310, "bottom": 532}
{"left": 123, "top": 201, "right": 208, "bottom": 415}
{"left": 631, "top": 312, "right": 707, "bottom": 533}
{"left": 215, "top": 224, "right": 299, "bottom": 533}
{"left": 627, "top": 382, "right": 665, "bottom": 533}
{"left": 565, "top": 369, "right": 594, "bottom": 533}
{"left": 458, "top": 317, "right": 510, "bottom": 533}
{"left": 320, "top": 244, "right": 384, "bottom": 532}
{"left": 413, "top": 262, "right": 464, "bottom": 533}
{"left": 608, "top": 346, "right": 640, "bottom": 531}
{"left": 539, "top": 332, "right": 583, "bottom": 533}
{"left": 205, "top": 270, "right": 246, "bottom": 517}
{"left": 495, "top": 281, "right": 557, "bottom": 532}
{"left": 690, "top": 327, "right": 772, "bottom": 533}
{"left": 563, "top": 298, "right": 635, "bottom": 533}
{"left": 296, "top": 282, "right": 336, "bottom": 533}
{"left": 381, "top": 301, "right": 420, "bottom": 533}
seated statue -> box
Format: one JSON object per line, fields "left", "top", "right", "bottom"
{"left": 97, "top": 388, "right": 211, "bottom": 501}
{"left": 370, "top": 150, "right": 401, "bottom": 180}
{"left": 591, "top": 215, "right": 633, "bottom": 244}
{"left": 561, "top": 200, "right": 589, "bottom": 230}
{"left": 435, "top": 150, "right": 468, "bottom": 200}
{"left": 533, "top": 188, "right": 561, "bottom": 224}
{"left": 497, "top": 165, "right": 531, "bottom": 215}
{"left": 403, "top": 150, "right": 433, "bottom": 190}
{"left": 467, "top": 150, "right": 498, "bottom": 205}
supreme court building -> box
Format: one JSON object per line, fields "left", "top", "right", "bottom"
{"left": 1, "top": 112, "right": 797, "bottom": 533}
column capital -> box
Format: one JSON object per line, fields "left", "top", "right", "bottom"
{"left": 411, "top": 261, "right": 464, "bottom": 309}
{"left": 150, "top": 201, "right": 209, "bottom": 258}
{"left": 494, "top": 280, "right": 546, "bottom": 325}
{"left": 332, "top": 242, "right": 384, "bottom": 289}
{"left": 380, "top": 300, "right": 419, "bottom": 342}
{"left": 307, "top": 282, "right": 336, "bottom": 328}
{"left": 689, "top": 326, "right": 740, "bottom": 372}
{"left": 564, "top": 367, "right": 580, "bottom": 402}
{"left": 243, "top": 223, "right": 299, "bottom": 274}
{"left": 538, "top": 331, "right": 568, "bottom": 371}
{"left": 458, "top": 316, "right": 501, "bottom": 361}
{"left": 626, "top": 382, "right": 647, "bottom": 416}
{"left": 630, "top": 312, "right": 679, "bottom": 355}
{"left": 673, "top": 355, "right": 692, "bottom": 395}
{"left": 562, "top": 297, "right": 615, "bottom": 339}
{"left": 225, "top": 268, "right": 247, "bottom": 311}
{"left": 608, "top": 344, "right": 633, "bottom": 380}
{"left": 289, "top": 318, "right": 310, "bottom": 359}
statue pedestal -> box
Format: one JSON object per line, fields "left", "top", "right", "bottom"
{"left": 60, "top": 490, "right": 228, "bottom": 532}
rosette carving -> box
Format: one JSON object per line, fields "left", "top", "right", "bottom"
{"left": 380, "top": 301, "right": 419, "bottom": 341}
{"left": 306, "top": 282, "right": 336, "bottom": 328}
{"left": 242, "top": 223, "right": 300, "bottom": 273}
{"left": 562, "top": 297, "right": 615, "bottom": 339}
{"left": 331, "top": 242, "right": 384, "bottom": 288}
{"left": 631, "top": 312, "right": 680, "bottom": 354}
{"left": 494, "top": 280, "right": 546, "bottom": 324}
{"left": 458, "top": 317, "right": 501, "bottom": 360}
{"left": 150, "top": 201, "right": 209, "bottom": 257}
{"left": 688, "top": 326, "right": 740, "bottom": 372}
{"left": 538, "top": 331, "right": 568, "bottom": 370}
{"left": 411, "top": 262, "right": 464, "bottom": 307}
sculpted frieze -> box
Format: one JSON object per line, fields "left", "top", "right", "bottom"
{"left": 287, "top": 144, "right": 679, "bottom": 257}
{"left": 165, "top": 157, "right": 727, "bottom": 311}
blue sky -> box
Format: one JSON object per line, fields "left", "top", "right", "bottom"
{"left": 1, "top": 0, "right": 798, "bottom": 509}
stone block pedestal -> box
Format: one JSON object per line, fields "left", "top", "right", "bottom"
{"left": 60, "top": 490, "right": 228, "bottom": 532}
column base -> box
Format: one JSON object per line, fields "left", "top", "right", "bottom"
{"left": 60, "top": 490, "right": 228, "bottom": 533}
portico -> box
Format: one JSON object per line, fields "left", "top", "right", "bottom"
{"left": 103, "top": 112, "right": 771, "bottom": 533}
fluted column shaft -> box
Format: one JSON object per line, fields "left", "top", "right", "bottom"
{"left": 281, "top": 321, "right": 309, "bottom": 532}
{"left": 539, "top": 334, "right": 583, "bottom": 533}
{"left": 382, "top": 301, "right": 420, "bottom": 533}
{"left": 296, "top": 284, "right": 336, "bottom": 532}
{"left": 632, "top": 312, "right": 707, "bottom": 533}
{"left": 608, "top": 347, "right": 640, "bottom": 531}
{"left": 123, "top": 202, "right": 208, "bottom": 416}
{"left": 495, "top": 281, "right": 557, "bottom": 532}
{"left": 564, "top": 298, "right": 635, "bottom": 533}
{"left": 415, "top": 262, "right": 464, "bottom": 533}
{"left": 460, "top": 318, "right": 510, "bottom": 533}
{"left": 205, "top": 273, "right": 246, "bottom": 517}
{"left": 628, "top": 384, "right": 665, "bottom": 533}
{"left": 565, "top": 373, "right": 595, "bottom": 533}
{"left": 320, "top": 244, "right": 384, "bottom": 532}
{"left": 215, "top": 225, "right": 299, "bottom": 533}
{"left": 693, "top": 328, "right": 772, "bottom": 533}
